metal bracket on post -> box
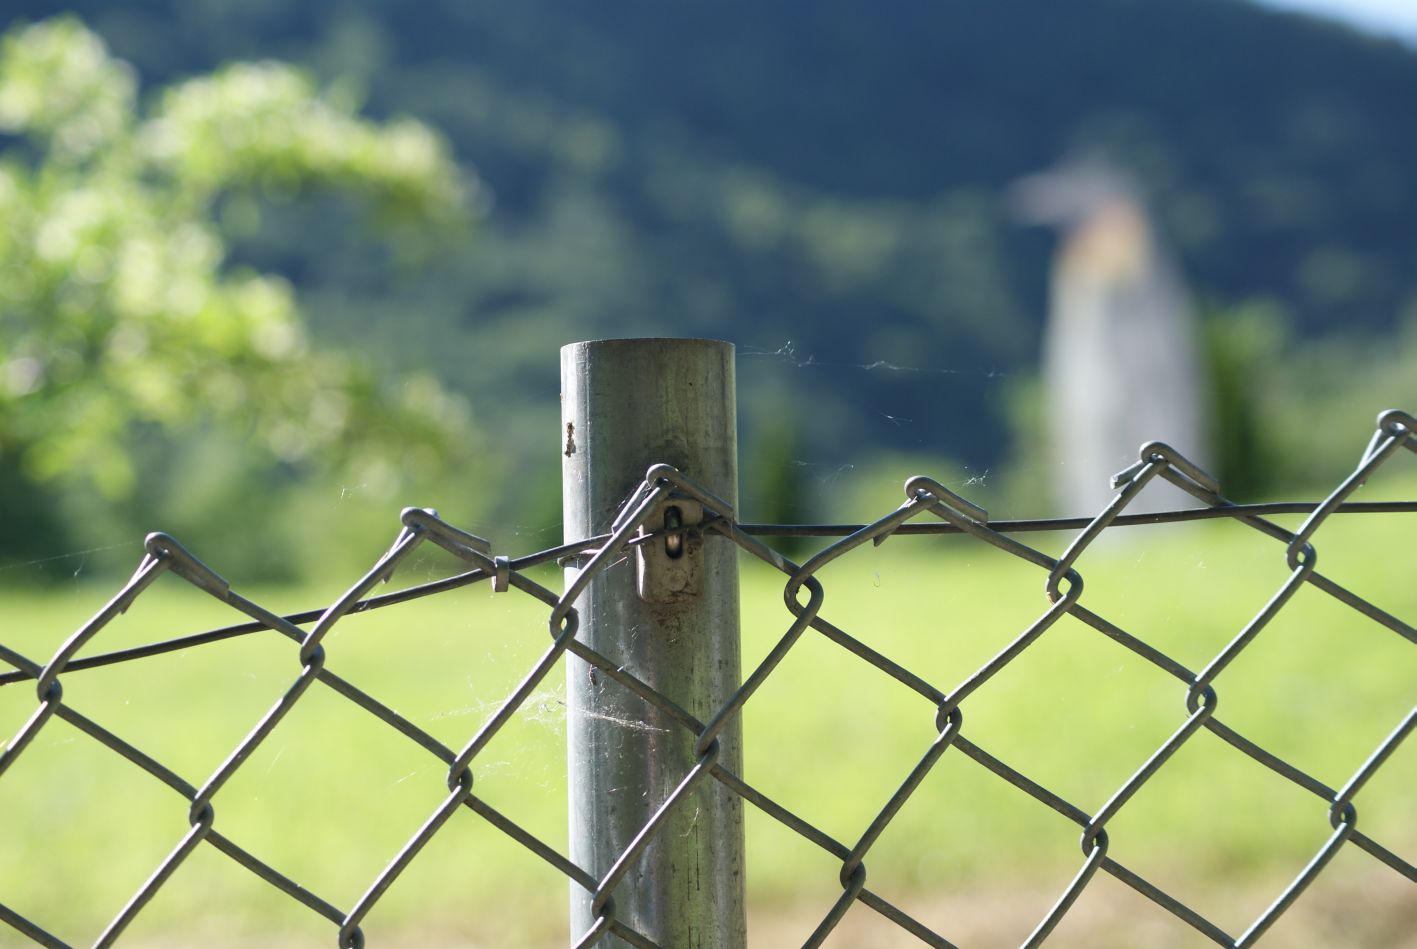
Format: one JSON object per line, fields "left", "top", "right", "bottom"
{"left": 636, "top": 497, "right": 703, "bottom": 602}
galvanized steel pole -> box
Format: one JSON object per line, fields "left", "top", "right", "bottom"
{"left": 561, "top": 338, "right": 746, "bottom": 948}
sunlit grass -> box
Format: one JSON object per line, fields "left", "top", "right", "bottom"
{"left": 1, "top": 470, "right": 1413, "bottom": 947}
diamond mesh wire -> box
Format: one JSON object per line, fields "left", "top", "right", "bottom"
{"left": 1, "top": 409, "right": 1412, "bottom": 948}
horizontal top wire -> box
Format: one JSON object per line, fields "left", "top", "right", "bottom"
{"left": 740, "top": 500, "right": 1415, "bottom": 536}
{"left": 0, "top": 500, "right": 1410, "bottom": 689}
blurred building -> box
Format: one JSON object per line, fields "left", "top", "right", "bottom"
{"left": 1012, "top": 158, "right": 1211, "bottom": 514}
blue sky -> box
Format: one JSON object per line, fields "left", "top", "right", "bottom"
{"left": 1256, "top": 0, "right": 1417, "bottom": 43}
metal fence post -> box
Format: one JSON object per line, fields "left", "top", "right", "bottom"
{"left": 561, "top": 338, "right": 746, "bottom": 948}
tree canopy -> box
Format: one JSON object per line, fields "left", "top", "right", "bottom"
{"left": 0, "top": 17, "right": 472, "bottom": 502}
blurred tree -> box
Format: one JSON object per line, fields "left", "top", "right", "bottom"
{"left": 0, "top": 18, "right": 473, "bottom": 560}
{"left": 743, "top": 409, "right": 813, "bottom": 558}
{"left": 1202, "top": 303, "right": 1291, "bottom": 500}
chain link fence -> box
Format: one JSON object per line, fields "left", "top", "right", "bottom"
{"left": 1, "top": 406, "right": 1413, "bottom": 948}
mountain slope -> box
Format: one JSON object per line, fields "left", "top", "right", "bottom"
{"left": 13, "top": 0, "right": 1417, "bottom": 470}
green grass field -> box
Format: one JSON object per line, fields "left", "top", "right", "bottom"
{"left": 1, "top": 471, "right": 1413, "bottom": 947}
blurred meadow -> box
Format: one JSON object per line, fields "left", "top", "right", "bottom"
{"left": 2, "top": 0, "right": 1416, "bottom": 946}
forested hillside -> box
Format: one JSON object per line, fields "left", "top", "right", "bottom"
{"left": 6, "top": 0, "right": 1416, "bottom": 553}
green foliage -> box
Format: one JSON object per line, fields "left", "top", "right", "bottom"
{"left": 1202, "top": 301, "right": 1417, "bottom": 497}
{"left": 1263, "top": 315, "right": 1417, "bottom": 488}
{"left": 0, "top": 2, "right": 1411, "bottom": 569}
{"left": 1203, "top": 302, "right": 1294, "bottom": 499}
{"left": 0, "top": 17, "right": 471, "bottom": 505}
{"left": 10, "top": 0, "right": 1412, "bottom": 503}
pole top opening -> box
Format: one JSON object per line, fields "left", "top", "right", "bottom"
{"left": 562, "top": 337, "right": 734, "bottom": 356}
